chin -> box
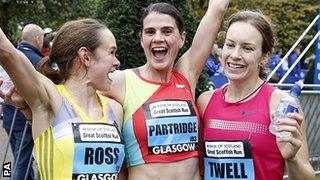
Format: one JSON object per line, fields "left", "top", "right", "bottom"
{"left": 225, "top": 73, "right": 243, "bottom": 81}
{"left": 152, "top": 62, "right": 172, "bottom": 71}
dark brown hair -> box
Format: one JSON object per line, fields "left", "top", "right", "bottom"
{"left": 37, "top": 18, "right": 108, "bottom": 84}
{"left": 140, "top": 2, "right": 184, "bottom": 34}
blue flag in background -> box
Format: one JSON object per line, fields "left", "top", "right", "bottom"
{"left": 314, "top": 14, "right": 320, "bottom": 89}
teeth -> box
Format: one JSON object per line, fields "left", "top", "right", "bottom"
{"left": 153, "top": 47, "right": 166, "bottom": 51}
{"left": 228, "top": 63, "right": 244, "bottom": 68}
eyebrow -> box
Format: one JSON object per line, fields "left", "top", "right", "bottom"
{"left": 226, "top": 39, "right": 256, "bottom": 46}
{"left": 161, "top": 26, "right": 174, "bottom": 30}
{"left": 242, "top": 42, "right": 256, "bottom": 46}
{"left": 143, "top": 26, "right": 174, "bottom": 31}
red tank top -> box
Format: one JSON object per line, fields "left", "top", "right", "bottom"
{"left": 203, "top": 83, "right": 285, "bottom": 180}
{"left": 124, "top": 69, "right": 200, "bottom": 166}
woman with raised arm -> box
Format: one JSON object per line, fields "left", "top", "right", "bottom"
{"left": 105, "top": 1, "right": 229, "bottom": 179}
{"left": 0, "top": 19, "right": 126, "bottom": 180}
{"left": 1, "top": 1, "right": 229, "bottom": 179}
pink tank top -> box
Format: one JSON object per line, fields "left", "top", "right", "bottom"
{"left": 203, "top": 83, "right": 285, "bottom": 180}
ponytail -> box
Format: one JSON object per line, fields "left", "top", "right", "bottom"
{"left": 37, "top": 56, "right": 63, "bottom": 84}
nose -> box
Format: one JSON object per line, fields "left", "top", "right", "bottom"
{"left": 113, "top": 57, "right": 120, "bottom": 68}
{"left": 230, "top": 46, "right": 241, "bottom": 59}
{"left": 153, "top": 31, "right": 164, "bottom": 43}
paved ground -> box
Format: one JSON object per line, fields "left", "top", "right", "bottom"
{"left": 0, "top": 118, "right": 13, "bottom": 180}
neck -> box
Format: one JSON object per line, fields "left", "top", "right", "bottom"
{"left": 64, "top": 77, "right": 98, "bottom": 106}
{"left": 225, "top": 78, "right": 264, "bottom": 103}
{"left": 139, "top": 64, "right": 173, "bottom": 83}
{"left": 63, "top": 75, "right": 104, "bottom": 121}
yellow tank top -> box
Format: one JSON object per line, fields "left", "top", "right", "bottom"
{"left": 34, "top": 85, "right": 125, "bottom": 179}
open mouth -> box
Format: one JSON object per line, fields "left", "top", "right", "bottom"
{"left": 152, "top": 47, "right": 168, "bottom": 59}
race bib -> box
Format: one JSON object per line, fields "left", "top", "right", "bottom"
{"left": 144, "top": 100, "right": 198, "bottom": 155}
{"left": 71, "top": 123, "right": 125, "bottom": 180}
{"left": 204, "top": 140, "right": 254, "bottom": 180}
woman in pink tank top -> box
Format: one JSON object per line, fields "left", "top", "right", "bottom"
{"left": 197, "top": 10, "right": 315, "bottom": 180}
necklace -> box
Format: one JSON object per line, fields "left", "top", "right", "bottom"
{"left": 223, "top": 81, "right": 265, "bottom": 103}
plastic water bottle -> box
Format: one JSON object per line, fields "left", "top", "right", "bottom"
{"left": 269, "top": 80, "right": 303, "bottom": 137}
{"left": 0, "top": 66, "right": 13, "bottom": 93}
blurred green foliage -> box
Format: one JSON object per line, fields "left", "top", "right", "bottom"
{"left": 191, "top": 0, "right": 318, "bottom": 53}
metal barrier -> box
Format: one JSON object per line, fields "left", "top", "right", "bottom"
{"left": 0, "top": 106, "right": 35, "bottom": 180}
{"left": 301, "top": 92, "right": 320, "bottom": 177}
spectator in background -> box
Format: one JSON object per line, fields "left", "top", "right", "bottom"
{"left": 206, "top": 44, "right": 228, "bottom": 89}
{"left": 286, "top": 48, "right": 302, "bottom": 83}
{"left": 206, "top": 44, "right": 223, "bottom": 77}
{"left": 2, "top": 24, "right": 44, "bottom": 180}
{"left": 304, "top": 54, "right": 316, "bottom": 86}
{"left": 268, "top": 48, "right": 284, "bottom": 82}
{"left": 42, "top": 27, "right": 53, "bottom": 56}
{"left": 303, "top": 54, "right": 315, "bottom": 70}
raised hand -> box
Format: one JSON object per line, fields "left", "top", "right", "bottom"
{"left": 0, "top": 80, "right": 28, "bottom": 108}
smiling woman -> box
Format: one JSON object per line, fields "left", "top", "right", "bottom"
{"left": 104, "top": 1, "right": 229, "bottom": 180}
{"left": 0, "top": 1, "right": 229, "bottom": 179}
{"left": 197, "top": 10, "right": 315, "bottom": 180}
{"left": 0, "top": 18, "right": 126, "bottom": 179}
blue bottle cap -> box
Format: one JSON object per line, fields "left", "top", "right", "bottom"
{"left": 290, "top": 80, "right": 303, "bottom": 98}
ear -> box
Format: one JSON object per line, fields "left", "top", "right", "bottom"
{"left": 179, "top": 31, "right": 186, "bottom": 49}
{"left": 260, "top": 51, "right": 271, "bottom": 67}
{"left": 35, "top": 36, "right": 42, "bottom": 50}
{"left": 78, "top": 47, "right": 91, "bottom": 67}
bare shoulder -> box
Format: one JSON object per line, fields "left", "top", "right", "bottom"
{"left": 197, "top": 90, "right": 215, "bottom": 116}
{"left": 110, "top": 69, "right": 125, "bottom": 80}
{"left": 107, "top": 70, "right": 126, "bottom": 105}
{"left": 106, "top": 97, "right": 124, "bottom": 127}
{"left": 106, "top": 97, "right": 122, "bottom": 109}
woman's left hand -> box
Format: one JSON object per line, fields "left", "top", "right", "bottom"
{"left": 276, "top": 113, "right": 304, "bottom": 160}
{"left": 0, "top": 80, "right": 28, "bottom": 109}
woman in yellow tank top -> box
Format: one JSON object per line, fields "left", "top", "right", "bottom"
{"left": 0, "top": 19, "right": 126, "bottom": 179}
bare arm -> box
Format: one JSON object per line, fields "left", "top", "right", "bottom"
{"left": 175, "top": 0, "right": 229, "bottom": 96}
{"left": 106, "top": 97, "right": 124, "bottom": 127}
{"left": 196, "top": 91, "right": 214, "bottom": 118}
{"left": 105, "top": 97, "right": 127, "bottom": 180}
{"left": 285, "top": 116, "right": 315, "bottom": 180}
{"left": 0, "top": 28, "right": 61, "bottom": 137}
{"left": 0, "top": 28, "right": 53, "bottom": 108}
